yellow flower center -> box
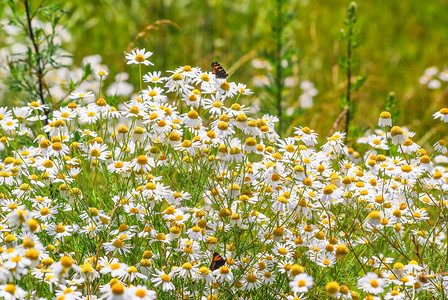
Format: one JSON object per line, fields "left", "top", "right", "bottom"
{"left": 129, "top": 106, "right": 140, "bottom": 114}
{"left": 135, "top": 54, "right": 145, "bottom": 62}
{"left": 218, "top": 122, "right": 228, "bottom": 130}
{"left": 220, "top": 82, "right": 230, "bottom": 91}
{"left": 137, "top": 155, "right": 148, "bottom": 165}
{"left": 200, "top": 74, "right": 210, "bottom": 81}
{"left": 182, "top": 262, "right": 193, "bottom": 269}
{"left": 439, "top": 108, "right": 448, "bottom": 115}
{"left": 135, "top": 289, "right": 147, "bottom": 298}
{"left": 90, "top": 149, "right": 101, "bottom": 157}
{"left": 55, "top": 224, "right": 66, "bottom": 233}
{"left": 246, "top": 273, "right": 257, "bottom": 283}
{"left": 162, "top": 274, "right": 171, "bottom": 282}
{"left": 401, "top": 165, "right": 412, "bottom": 173}
{"left": 380, "top": 111, "right": 391, "bottom": 118}
{"left": 40, "top": 207, "right": 50, "bottom": 216}
{"left": 187, "top": 110, "right": 199, "bottom": 119}
{"left": 172, "top": 73, "right": 182, "bottom": 81}
{"left": 112, "top": 239, "right": 124, "bottom": 248}
{"left": 111, "top": 283, "right": 125, "bottom": 295}
{"left": 43, "top": 160, "right": 54, "bottom": 168}
{"left": 278, "top": 247, "right": 288, "bottom": 255}
{"left": 148, "top": 91, "right": 157, "bottom": 97}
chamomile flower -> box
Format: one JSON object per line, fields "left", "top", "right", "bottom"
{"left": 399, "top": 138, "right": 420, "bottom": 154}
{"left": 142, "top": 86, "right": 167, "bottom": 103}
{"left": 322, "top": 132, "right": 346, "bottom": 154}
{"left": 165, "top": 72, "right": 193, "bottom": 93}
{"left": 70, "top": 90, "right": 94, "bottom": 102}
{"left": 79, "top": 223, "right": 102, "bottom": 238}
{"left": 226, "top": 103, "right": 250, "bottom": 118}
{"left": 171, "top": 262, "right": 199, "bottom": 278}
{"left": 0, "top": 107, "right": 13, "bottom": 120}
{"left": 236, "top": 83, "right": 253, "bottom": 95}
{"left": 290, "top": 273, "right": 314, "bottom": 294}
{"left": 77, "top": 261, "right": 100, "bottom": 281}
{"left": 143, "top": 71, "right": 165, "bottom": 84}
{"left": 390, "top": 126, "right": 406, "bottom": 145}
{"left": 378, "top": 111, "right": 392, "bottom": 127}
{"left": 357, "top": 272, "right": 386, "bottom": 295}
{"left": 79, "top": 106, "right": 100, "bottom": 124}
{"left": 119, "top": 265, "right": 147, "bottom": 282}
{"left": 0, "top": 284, "right": 27, "bottom": 300}
{"left": 434, "top": 139, "right": 447, "bottom": 154}
{"left": 202, "top": 94, "right": 225, "bottom": 116}
{"left": 125, "top": 48, "right": 154, "bottom": 66}
{"left": 241, "top": 272, "right": 261, "bottom": 290}
{"left": 86, "top": 142, "right": 111, "bottom": 162}
{"left": 33, "top": 202, "right": 58, "bottom": 221}
{"left": 272, "top": 195, "right": 297, "bottom": 213}
{"left": 100, "top": 260, "right": 129, "bottom": 278}
{"left": 196, "top": 266, "right": 216, "bottom": 284}
{"left": 130, "top": 154, "right": 155, "bottom": 173}
{"left": 214, "top": 265, "right": 234, "bottom": 283}
{"left": 101, "top": 282, "right": 127, "bottom": 300}
{"left": 315, "top": 252, "right": 337, "bottom": 267}
{"left": 27, "top": 100, "right": 49, "bottom": 112}
{"left": 125, "top": 285, "right": 156, "bottom": 300}
{"left": 12, "top": 107, "right": 32, "bottom": 121}
{"left": 1, "top": 118, "right": 18, "bottom": 132}
{"left": 108, "top": 160, "right": 131, "bottom": 175}
{"left": 182, "top": 90, "right": 202, "bottom": 108}
{"left": 103, "top": 237, "right": 132, "bottom": 255}
{"left": 47, "top": 141, "right": 70, "bottom": 158}
{"left": 367, "top": 134, "right": 389, "bottom": 150}
{"left": 47, "top": 223, "right": 74, "bottom": 240}
{"left": 151, "top": 269, "right": 175, "bottom": 291}
{"left": 182, "top": 110, "right": 202, "bottom": 128}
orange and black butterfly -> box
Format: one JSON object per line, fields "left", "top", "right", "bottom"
{"left": 211, "top": 61, "right": 228, "bottom": 79}
{"left": 210, "top": 252, "right": 226, "bottom": 271}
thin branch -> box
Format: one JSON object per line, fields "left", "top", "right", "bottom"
{"left": 24, "top": 0, "right": 50, "bottom": 125}
{"left": 328, "top": 105, "right": 349, "bottom": 137}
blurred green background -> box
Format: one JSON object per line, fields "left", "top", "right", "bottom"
{"left": 2, "top": 0, "right": 448, "bottom": 144}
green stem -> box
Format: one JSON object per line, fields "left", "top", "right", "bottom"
{"left": 24, "top": 0, "right": 50, "bottom": 125}
{"left": 139, "top": 64, "right": 144, "bottom": 101}
{"left": 275, "top": 0, "right": 284, "bottom": 135}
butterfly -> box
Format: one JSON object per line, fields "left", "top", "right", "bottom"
{"left": 210, "top": 252, "right": 226, "bottom": 271}
{"left": 211, "top": 61, "right": 228, "bottom": 79}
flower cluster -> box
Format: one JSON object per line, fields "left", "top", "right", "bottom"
{"left": 0, "top": 17, "right": 134, "bottom": 102}
{"left": 0, "top": 49, "right": 448, "bottom": 299}
{"left": 419, "top": 66, "right": 448, "bottom": 90}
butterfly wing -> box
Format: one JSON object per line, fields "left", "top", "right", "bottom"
{"left": 210, "top": 252, "right": 226, "bottom": 271}
{"left": 211, "top": 61, "right": 228, "bottom": 79}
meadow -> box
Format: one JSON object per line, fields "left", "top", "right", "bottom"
{"left": 0, "top": 0, "right": 448, "bottom": 299}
